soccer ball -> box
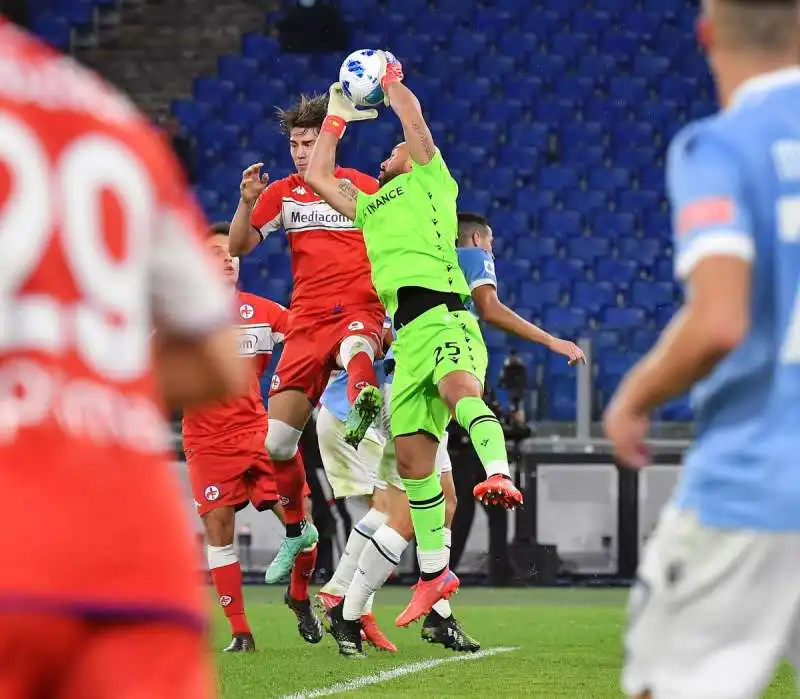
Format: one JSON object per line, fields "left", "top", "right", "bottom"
{"left": 339, "top": 49, "right": 385, "bottom": 107}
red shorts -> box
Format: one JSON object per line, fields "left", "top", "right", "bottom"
{"left": 269, "top": 304, "right": 385, "bottom": 403}
{"left": 0, "top": 613, "right": 212, "bottom": 699}
{"left": 186, "top": 428, "right": 310, "bottom": 516}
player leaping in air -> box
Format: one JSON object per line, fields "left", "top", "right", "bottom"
{"left": 317, "top": 211, "right": 584, "bottom": 656}
{"left": 182, "top": 222, "right": 322, "bottom": 652}
{"left": 305, "top": 52, "right": 523, "bottom": 625}
{"left": 229, "top": 95, "right": 386, "bottom": 583}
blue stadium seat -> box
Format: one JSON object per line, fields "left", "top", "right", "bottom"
{"left": 540, "top": 210, "right": 583, "bottom": 237}
{"left": 617, "top": 237, "right": 661, "bottom": 266}
{"left": 566, "top": 237, "right": 610, "bottom": 262}
{"left": 542, "top": 258, "right": 586, "bottom": 284}
{"left": 602, "top": 306, "right": 647, "bottom": 329}
{"left": 518, "top": 280, "right": 562, "bottom": 307}
{"left": 595, "top": 258, "right": 640, "bottom": 286}
{"left": 543, "top": 376, "right": 577, "bottom": 421}
{"left": 134, "top": 0, "right": 715, "bottom": 421}
{"left": 543, "top": 307, "right": 588, "bottom": 336}
{"left": 32, "top": 14, "right": 71, "bottom": 49}
{"left": 516, "top": 237, "right": 558, "bottom": 261}
{"left": 571, "top": 281, "right": 616, "bottom": 314}
{"left": 592, "top": 211, "right": 637, "bottom": 239}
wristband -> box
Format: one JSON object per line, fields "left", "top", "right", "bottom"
{"left": 322, "top": 114, "right": 347, "bottom": 139}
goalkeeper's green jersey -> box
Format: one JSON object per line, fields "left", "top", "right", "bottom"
{"left": 353, "top": 149, "right": 470, "bottom": 319}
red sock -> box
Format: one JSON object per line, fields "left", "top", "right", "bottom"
{"left": 290, "top": 545, "right": 318, "bottom": 601}
{"left": 210, "top": 560, "right": 250, "bottom": 635}
{"left": 273, "top": 451, "right": 306, "bottom": 525}
{"left": 346, "top": 351, "right": 378, "bottom": 404}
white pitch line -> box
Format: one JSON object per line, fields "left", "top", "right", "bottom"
{"left": 278, "top": 645, "right": 518, "bottom": 699}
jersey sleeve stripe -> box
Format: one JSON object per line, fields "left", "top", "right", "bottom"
{"left": 675, "top": 230, "right": 755, "bottom": 279}
{"left": 469, "top": 278, "right": 497, "bottom": 290}
{"left": 257, "top": 212, "right": 282, "bottom": 241}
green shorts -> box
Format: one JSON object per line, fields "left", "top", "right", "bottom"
{"left": 389, "top": 304, "right": 487, "bottom": 441}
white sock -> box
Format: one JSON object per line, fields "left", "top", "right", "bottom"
{"left": 343, "top": 525, "right": 409, "bottom": 621}
{"left": 418, "top": 547, "right": 448, "bottom": 574}
{"left": 430, "top": 528, "right": 452, "bottom": 618}
{"left": 324, "top": 508, "right": 388, "bottom": 596}
{"left": 484, "top": 460, "right": 510, "bottom": 478}
{"left": 207, "top": 543, "right": 238, "bottom": 569}
{"left": 362, "top": 592, "right": 375, "bottom": 615}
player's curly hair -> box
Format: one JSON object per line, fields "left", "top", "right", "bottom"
{"left": 275, "top": 93, "right": 329, "bottom": 135}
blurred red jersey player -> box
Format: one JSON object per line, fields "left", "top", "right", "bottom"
{"left": 229, "top": 94, "right": 385, "bottom": 580}
{"left": 0, "top": 17, "right": 247, "bottom": 699}
{"left": 182, "top": 222, "right": 322, "bottom": 651}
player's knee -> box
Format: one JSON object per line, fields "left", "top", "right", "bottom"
{"left": 338, "top": 334, "right": 375, "bottom": 369}
{"left": 438, "top": 372, "right": 483, "bottom": 411}
{"left": 265, "top": 419, "right": 302, "bottom": 461}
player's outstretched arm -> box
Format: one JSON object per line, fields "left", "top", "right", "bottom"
{"left": 229, "top": 163, "right": 269, "bottom": 257}
{"left": 472, "top": 285, "right": 586, "bottom": 365}
{"left": 305, "top": 83, "right": 377, "bottom": 219}
{"left": 381, "top": 54, "right": 435, "bottom": 166}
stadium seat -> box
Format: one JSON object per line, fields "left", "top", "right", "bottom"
{"left": 571, "top": 281, "right": 616, "bottom": 314}
{"left": 81, "top": 0, "right": 722, "bottom": 422}
{"left": 602, "top": 306, "right": 647, "bottom": 329}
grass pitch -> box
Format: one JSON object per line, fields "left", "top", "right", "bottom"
{"left": 213, "top": 587, "right": 796, "bottom": 698}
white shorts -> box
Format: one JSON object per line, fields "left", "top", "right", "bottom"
{"left": 374, "top": 382, "right": 452, "bottom": 492}
{"left": 316, "top": 405, "right": 385, "bottom": 498}
{"left": 624, "top": 506, "right": 800, "bottom": 699}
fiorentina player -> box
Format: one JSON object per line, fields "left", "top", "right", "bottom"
{"left": 182, "top": 222, "right": 322, "bottom": 652}
{"left": 0, "top": 17, "right": 245, "bottom": 698}
{"left": 318, "top": 212, "right": 584, "bottom": 656}
{"left": 603, "top": 1, "right": 800, "bottom": 697}
{"left": 305, "top": 53, "right": 523, "bottom": 626}
{"left": 229, "top": 95, "right": 386, "bottom": 583}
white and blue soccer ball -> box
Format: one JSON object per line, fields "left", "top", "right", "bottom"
{"left": 339, "top": 49, "right": 385, "bottom": 107}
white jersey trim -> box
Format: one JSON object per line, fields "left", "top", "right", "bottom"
{"left": 469, "top": 278, "right": 497, "bottom": 291}
{"left": 675, "top": 231, "right": 755, "bottom": 280}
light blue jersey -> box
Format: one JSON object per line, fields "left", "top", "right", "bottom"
{"left": 457, "top": 247, "right": 497, "bottom": 315}
{"left": 669, "top": 68, "right": 800, "bottom": 531}
{"left": 321, "top": 246, "right": 496, "bottom": 412}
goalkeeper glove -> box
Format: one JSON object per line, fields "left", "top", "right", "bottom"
{"left": 378, "top": 51, "right": 404, "bottom": 106}
{"left": 322, "top": 82, "right": 378, "bottom": 139}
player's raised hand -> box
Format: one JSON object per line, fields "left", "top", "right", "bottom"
{"left": 377, "top": 51, "right": 404, "bottom": 106}
{"left": 327, "top": 82, "right": 378, "bottom": 123}
{"left": 240, "top": 162, "right": 268, "bottom": 205}
{"left": 551, "top": 339, "right": 586, "bottom": 366}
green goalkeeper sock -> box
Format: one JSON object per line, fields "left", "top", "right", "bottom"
{"left": 454, "top": 396, "right": 509, "bottom": 477}
{"left": 402, "top": 471, "right": 447, "bottom": 573}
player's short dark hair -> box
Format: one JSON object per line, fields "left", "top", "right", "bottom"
{"left": 275, "top": 93, "right": 328, "bottom": 135}
{"left": 457, "top": 212, "right": 491, "bottom": 245}
{"left": 716, "top": 0, "right": 799, "bottom": 51}
{"left": 207, "top": 221, "right": 230, "bottom": 237}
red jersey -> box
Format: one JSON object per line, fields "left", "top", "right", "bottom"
{"left": 182, "top": 291, "right": 287, "bottom": 448}
{"left": 251, "top": 169, "right": 382, "bottom": 317}
{"left": 0, "top": 21, "right": 232, "bottom": 623}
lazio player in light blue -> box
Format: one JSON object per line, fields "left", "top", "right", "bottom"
{"left": 604, "top": 1, "right": 800, "bottom": 696}
{"left": 315, "top": 211, "right": 584, "bottom": 656}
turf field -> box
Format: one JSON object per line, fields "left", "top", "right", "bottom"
{"left": 214, "top": 587, "right": 796, "bottom": 698}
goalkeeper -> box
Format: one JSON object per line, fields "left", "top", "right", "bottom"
{"left": 305, "top": 51, "right": 522, "bottom": 627}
